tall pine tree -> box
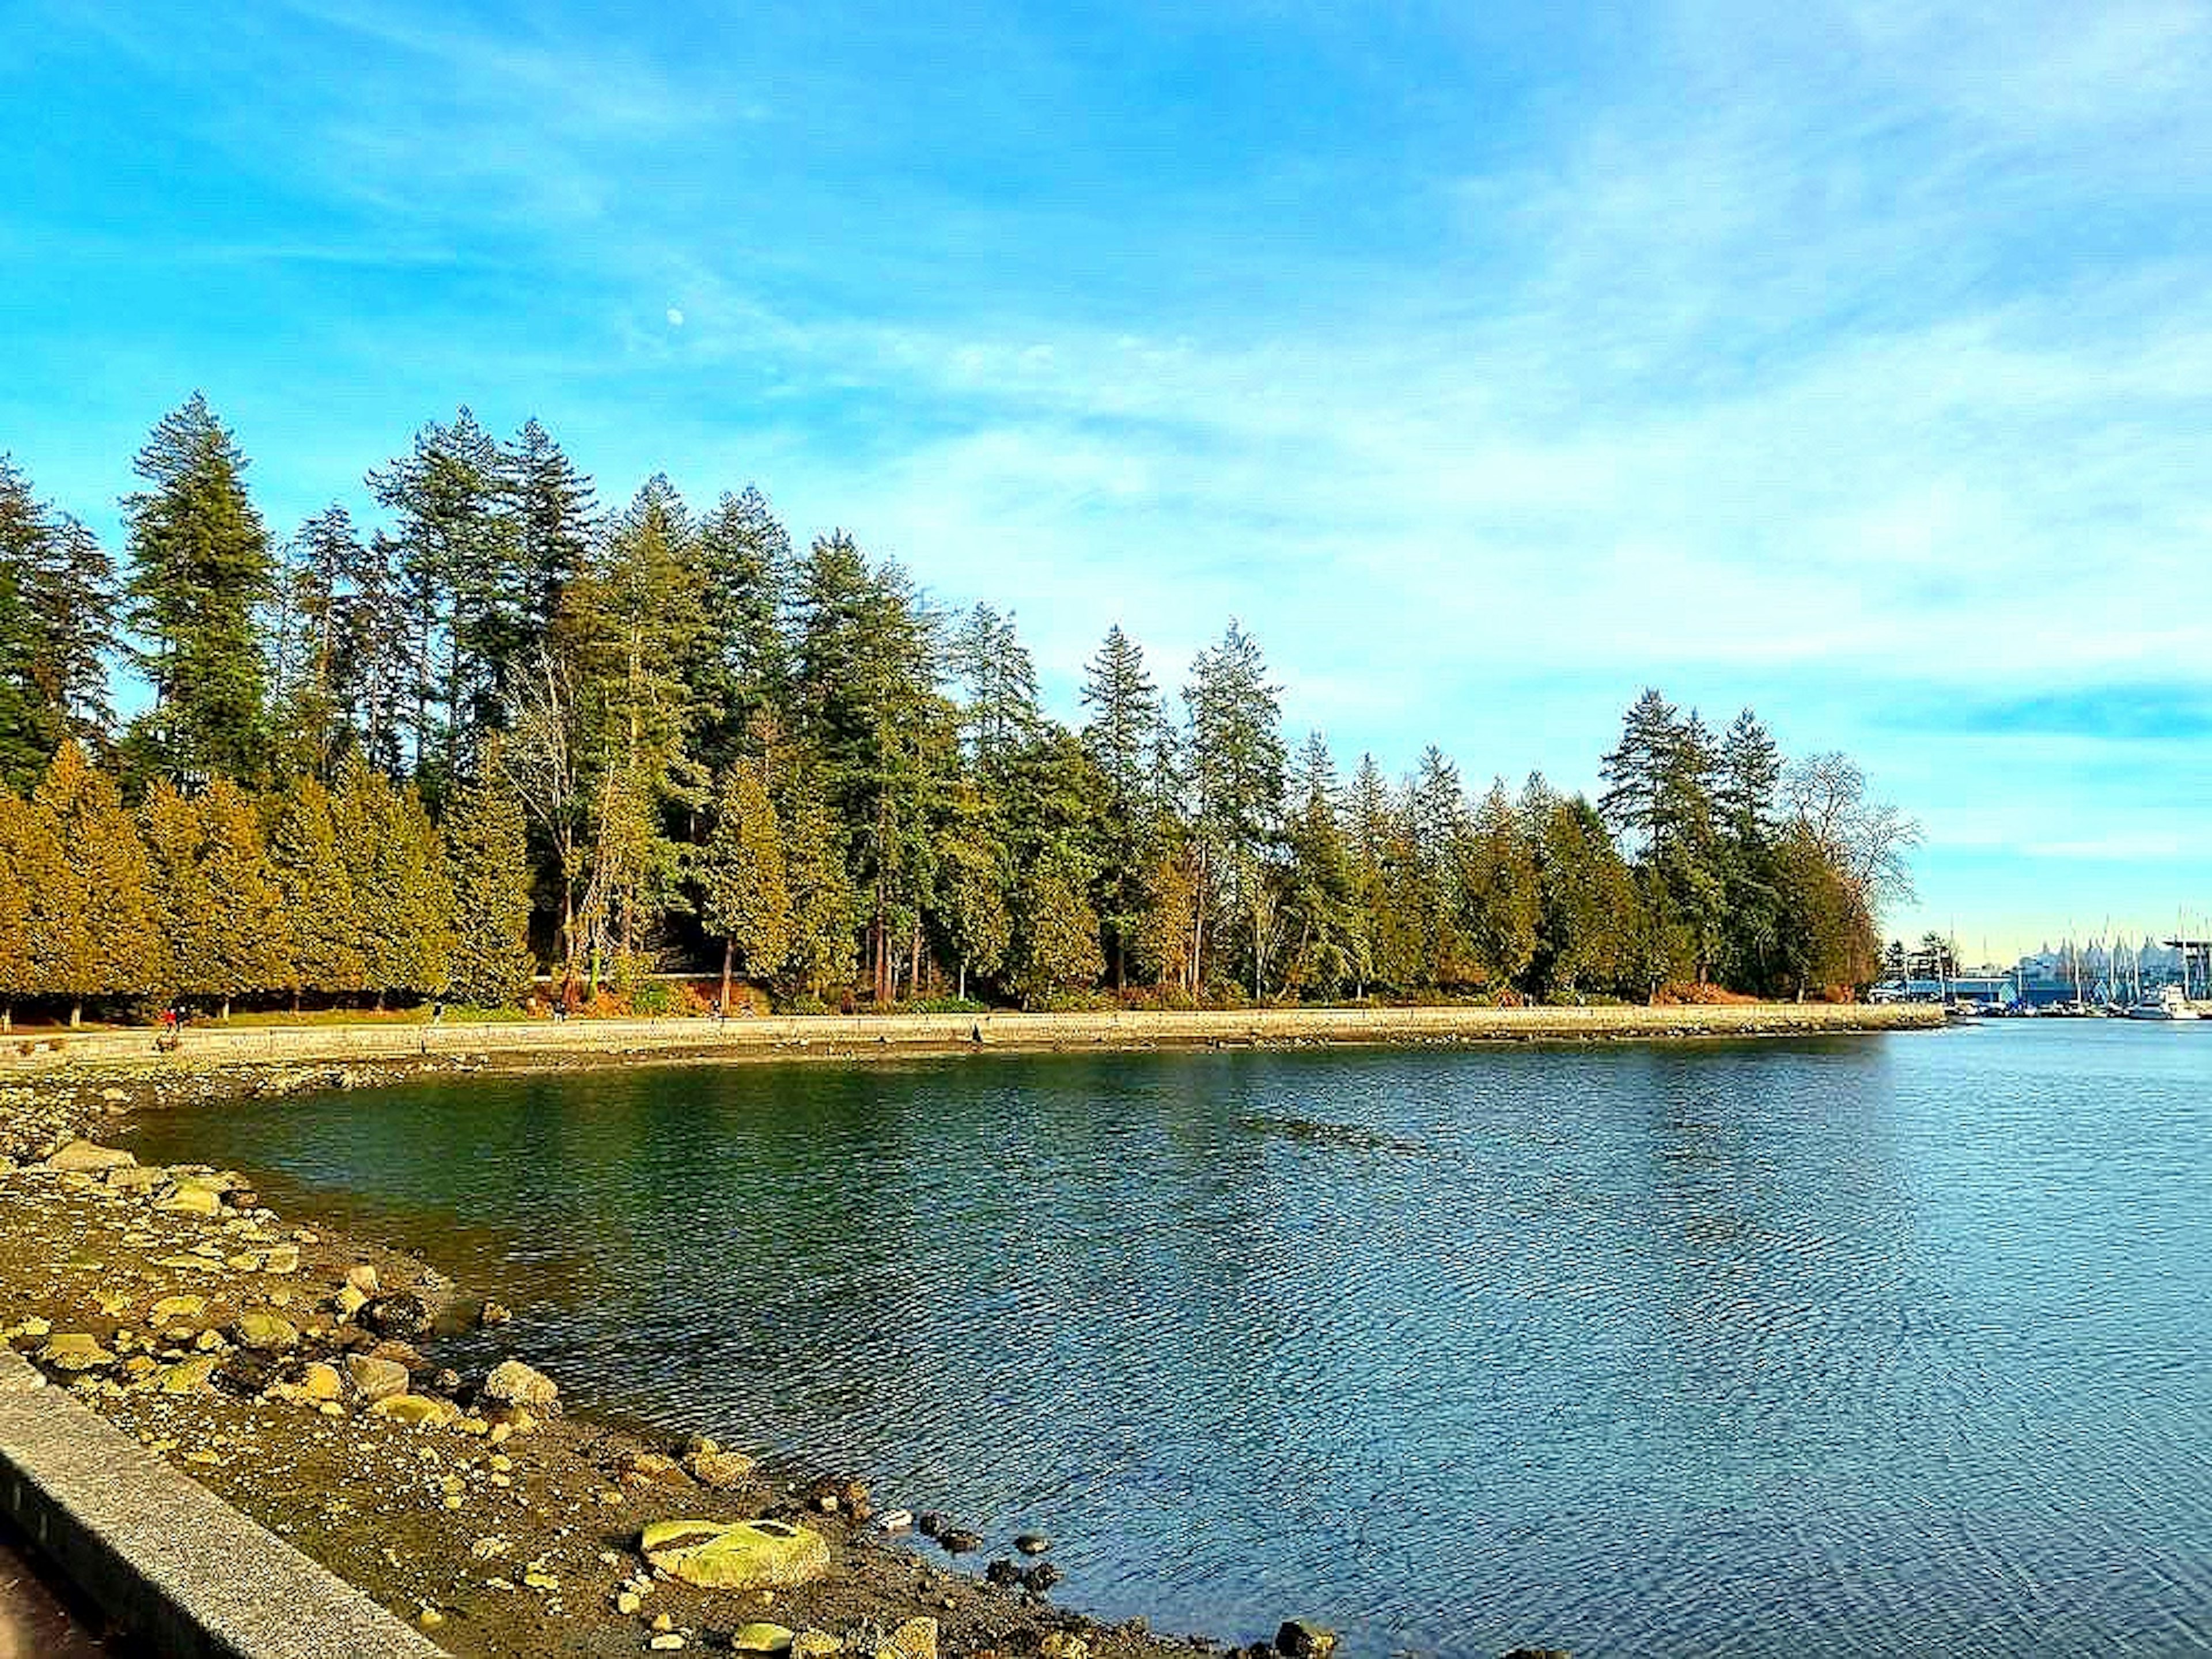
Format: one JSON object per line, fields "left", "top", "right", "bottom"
{"left": 122, "top": 395, "right": 274, "bottom": 785}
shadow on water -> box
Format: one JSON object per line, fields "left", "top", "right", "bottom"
{"left": 128, "top": 1029, "right": 2212, "bottom": 1658}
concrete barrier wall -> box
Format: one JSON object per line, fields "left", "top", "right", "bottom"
{"left": 0, "top": 1352, "right": 445, "bottom": 1657}
{"left": 2, "top": 1002, "right": 1940, "bottom": 1073}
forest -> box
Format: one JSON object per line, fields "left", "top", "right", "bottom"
{"left": 0, "top": 395, "right": 1915, "bottom": 1026}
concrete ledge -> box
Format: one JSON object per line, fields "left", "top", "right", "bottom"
{"left": 2, "top": 1000, "right": 1942, "bottom": 1071}
{"left": 0, "top": 1350, "right": 445, "bottom": 1657}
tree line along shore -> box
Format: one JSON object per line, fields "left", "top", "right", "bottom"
{"left": 0, "top": 397, "right": 1917, "bottom": 1029}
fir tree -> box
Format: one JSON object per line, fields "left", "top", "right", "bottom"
{"left": 369, "top": 408, "right": 519, "bottom": 798}
{"left": 1462, "top": 778, "right": 1539, "bottom": 990}
{"left": 0, "top": 459, "right": 56, "bottom": 789}
{"left": 1010, "top": 853, "right": 1104, "bottom": 1006}
{"left": 0, "top": 789, "right": 66, "bottom": 1030}
{"left": 1280, "top": 732, "right": 1362, "bottom": 999}
{"left": 696, "top": 766, "right": 791, "bottom": 1012}
{"left": 1183, "top": 620, "right": 1285, "bottom": 994}
{"left": 335, "top": 760, "right": 453, "bottom": 1006}
{"left": 32, "top": 743, "right": 157, "bottom": 1024}
{"left": 444, "top": 761, "right": 538, "bottom": 1006}
{"left": 692, "top": 486, "right": 791, "bottom": 773}
{"left": 1079, "top": 624, "right": 1163, "bottom": 988}
{"left": 505, "top": 417, "right": 599, "bottom": 642}
{"left": 122, "top": 395, "right": 275, "bottom": 785}
{"left": 779, "top": 790, "right": 858, "bottom": 1002}
{"left": 266, "top": 772, "right": 365, "bottom": 1007}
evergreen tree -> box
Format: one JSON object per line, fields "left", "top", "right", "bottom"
{"left": 950, "top": 603, "right": 1040, "bottom": 770}
{"left": 562, "top": 476, "right": 709, "bottom": 982}
{"left": 1080, "top": 624, "right": 1164, "bottom": 988}
{"left": 1599, "top": 688, "right": 1683, "bottom": 856}
{"left": 1527, "top": 784, "right": 1636, "bottom": 998}
{"left": 929, "top": 785, "right": 1012, "bottom": 1001}
{"left": 791, "top": 532, "right": 950, "bottom": 1004}
{"left": 779, "top": 789, "right": 858, "bottom": 1002}
{"left": 692, "top": 486, "right": 791, "bottom": 774}
{"left": 0, "top": 459, "right": 57, "bottom": 788}
{"left": 1010, "top": 853, "right": 1105, "bottom": 1006}
{"left": 444, "top": 762, "right": 538, "bottom": 1007}
{"left": 1410, "top": 747, "right": 1469, "bottom": 986}
{"left": 334, "top": 760, "right": 453, "bottom": 1006}
{"left": 23, "top": 515, "right": 119, "bottom": 761}
{"left": 122, "top": 394, "right": 275, "bottom": 785}
{"left": 266, "top": 772, "right": 365, "bottom": 1007}
{"left": 369, "top": 408, "right": 518, "bottom": 797}
{"left": 1717, "top": 708, "right": 1782, "bottom": 844}
{"left": 1463, "top": 778, "right": 1539, "bottom": 990}
{"left": 1183, "top": 620, "right": 1285, "bottom": 994}
{"left": 696, "top": 766, "right": 791, "bottom": 1012}
{"left": 270, "top": 506, "right": 357, "bottom": 779}
{"left": 0, "top": 789, "right": 66, "bottom": 1030}
{"left": 1280, "top": 732, "right": 1362, "bottom": 999}
{"left": 505, "top": 418, "right": 599, "bottom": 643}
{"left": 142, "top": 779, "right": 287, "bottom": 1017}
{"left": 32, "top": 743, "right": 157, "bottom": 1024}
{"left": 1774, "top": 826, "right": 1878, "bottom": 999}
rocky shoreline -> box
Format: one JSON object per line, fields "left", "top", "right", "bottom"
{"left": 0, "top": 1057, "right": 1291, "bottom": 1659}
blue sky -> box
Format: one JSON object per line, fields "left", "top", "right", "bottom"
{"left": 5, "top": 0, "right": 2211, "bottom": 959}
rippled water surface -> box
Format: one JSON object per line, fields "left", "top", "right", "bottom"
{"left": 132, "top": 1024, "right": 2212, "bottom": 1656}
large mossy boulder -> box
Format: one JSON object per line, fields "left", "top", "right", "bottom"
{"left": 232, "top": 1312, "right": 300, "bottom": 1353}
{"left": 639, "top": 1519, "right": 831, "bottom": 1592}
{"left": 46, "top": 1141, "right": 134, "bottom": 1174}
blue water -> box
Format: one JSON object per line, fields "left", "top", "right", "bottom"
{"left": 130, "top": 1023, "right": 2212, "bottom": 1657}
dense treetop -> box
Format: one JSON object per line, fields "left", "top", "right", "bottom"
{"left": 0, "top": 399, "right": 1916, "bottom": 1022}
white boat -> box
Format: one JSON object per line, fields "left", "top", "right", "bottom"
{"left": 2125, "top": 985, "right": 2199, "bottom": 1021}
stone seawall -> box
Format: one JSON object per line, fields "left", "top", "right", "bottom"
{"left": 3, "top": 1001, "right": 1942, "bottom": 1073}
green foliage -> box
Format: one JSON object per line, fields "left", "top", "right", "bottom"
{"left": 697, "top": 766, "right": 791, "bottom": 1003}
{"left": 444, "top": 763, "right": 537, "bottom": 1006}
{"left": 0, "top": 411, "right": 1922, "bottom": 1018}
{"left": 267, "top": 772, "right": 366, "bottom": 999}
{"left": 334, "top": 759, "right": 454, "bottom": 1001}
{"left": 779, "top": 790, "right": 858, "bottom": 999}
{"left": 123, "top": 395, "right": 274, "bottom": 786}
{"left": 1010, "top": 854, "right": 1105, "bottom": 1006}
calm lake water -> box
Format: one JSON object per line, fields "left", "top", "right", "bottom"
{"left": 132, "top": 1024, "right": 2212, "bottom": 1657}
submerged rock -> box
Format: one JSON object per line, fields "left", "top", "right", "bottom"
{"left": 638, "top": 1518, "right": 831, "bottom": 1592}
{"left": 685, "top": 1448, "right": 756, "bottom": 1490}
{"left": 1014, "top": 1532, "right": 1054, "bottom": 1555}
{"left": 360, "top": 1293, "right": 429, "bottom": 1337}
{"left": 937, "top": 1527, "right": 983, "bottom": 1554}
{"left": 154, "top": 1354, "right": 221, "bottom": 1394}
